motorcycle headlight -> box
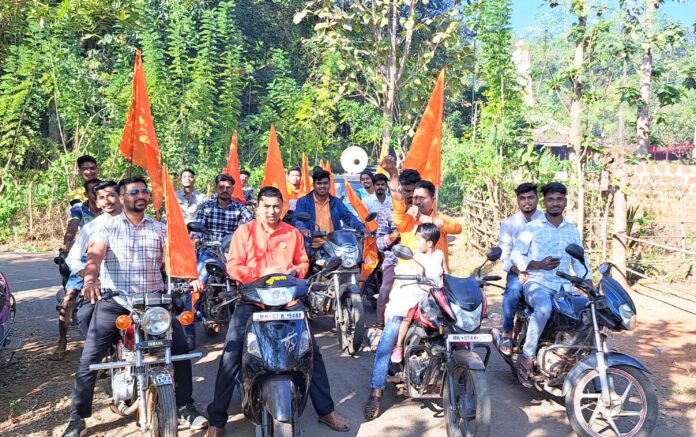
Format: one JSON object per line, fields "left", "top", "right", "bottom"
{"left": 257, "top": 287, "right": 295, "bottom": 306}
{"left": 246, "top": 331, "right": 261, "bottom": 358}
{"left": 452, "top": 303, "right": 483, "bottom": 333}
{"left": 618, "top": 303, "right": 636, "bottom": 331}
{"left": 142, "top": 307, "right": 171, "bottom": 336}
{"left": 298, "top": 328, "right": 311, "bottom": 356}
{"left": 335, "top": 245, "right": 359, "bottom": 268}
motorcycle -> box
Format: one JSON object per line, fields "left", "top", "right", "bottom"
{"left": 89, "top": 285, "right": 202, "bottom": 436}
{"left": 0, "top": 272, "right": 21, "bottom": 364}
{"left": 388, "top": 245, "right": 502, "bottom": 437}
{"left": 296, "top": 212, "right": 377, "bottom": 355}
{"left": 186, "top": 221, "right": 236, "bottom": 343}
{"left": 492, "top": 244, "right": 658, "bottom": 437}
{"left": 205, "top": 257, "right": 342, "bottom": 437}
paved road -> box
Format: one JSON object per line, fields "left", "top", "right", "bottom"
{"left": 0, "top": 253, "right": 684, "bottom": 436}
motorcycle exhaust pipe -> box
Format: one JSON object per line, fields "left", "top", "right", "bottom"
{"left": 89, "top": 352, "right": 203, "bottom": 371}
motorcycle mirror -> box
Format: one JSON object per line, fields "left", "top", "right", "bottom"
{"left": 187, "top": 221, "right": 205, "bottom": 233}
{"left": 205, "top": 260, "right": 228, "bottom": 278}
{"left": 392, "top": 245, "right": 414, "bottom": 261}
{"left": 565, "top": 244, "right": 585, "bottom": 262}
{"left": 323, "top": 256, "right": 342, "bottom": 272}
{"left": 365, "top": 212, "right": 378, "bottom": 222}
{"left": 486, "top": 247, "right": 502, "bottom": 262}
{"left": 293, "top": 212, "right": 311, "bottom": 223}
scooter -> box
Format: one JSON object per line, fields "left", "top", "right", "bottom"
{"left": 0, "top": 272, "right": 21, "bottom": 364}
{"left": 492, "top": 244, "right": 658, "bottom": 437}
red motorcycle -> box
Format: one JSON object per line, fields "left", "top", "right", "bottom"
{"left": 386, "top": 245, "right": 503, "bottom": 437}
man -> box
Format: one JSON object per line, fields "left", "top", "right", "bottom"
{"left": 287, "top": 166, "right": 303, "bottom": 200}
{"left": 240, "top": 169, "right": 255, "bottom": 204}
{"left": 511, "top": 182, "right": 592, "bottom": 387}
{"left": 54, "top": 178, "right": 102, "bottom": 358}
{"left": 382, "top": 155, "right": 462, "bottom": 270}
{"left": 206, "top": 187, "right": 351, "bottom": 436}
{"left": 176, "top": 168, "right": 207, "bottom": 224}
{"left": 358, "top": 170, "right": 375, "bottom": 198}
{"left": 61, "top": 177, "right": 207, "bottom": 437}
{"left": 373, "top": 169, "right": 421, "bottom": 330}
{"left": 65, "top": 155, "right": 99, "bottom": 206}
{"left": 64, "top": 181, "right": 123, "bottom": 340}
{"left": 496, "top": 183, "right": 544, "bottom": 355}
{"left": 293, "top": 169, "right": 366, "bottom": 251}
{"left": 362, "top": 173, "right": 391, "bottom": 214}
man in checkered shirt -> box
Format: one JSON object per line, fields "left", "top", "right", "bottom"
{"left": 511, "top": 182, "right": 592, "bottom": 388}
{"left": 61, "top": 177, "right": 207, "bottom": 437}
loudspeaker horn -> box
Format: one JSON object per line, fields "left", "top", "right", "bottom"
{"left": 340, "top": 146, "right": 368, "bottom": 174}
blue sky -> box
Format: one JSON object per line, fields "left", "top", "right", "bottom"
{"left": 511, "top": 1, "right": 696, "bottom": 35}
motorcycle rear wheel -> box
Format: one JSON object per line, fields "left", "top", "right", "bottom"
{"left": 566, "top": 365, "right": 658, "bottom": 437}
{"left": 336, "top": 293, "right": 364, "bottom": 355}
{"left": 444, "top": 368, "right": 491, "bottom": 437}
{"left": 146, "top": 383, "right": 178, "bottom": 437}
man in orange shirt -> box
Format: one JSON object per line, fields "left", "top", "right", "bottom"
{"left": 286, "top": 166, "right": 303, "bottom": 208}
{"left": 381, "top": 156, "right": 462, "bottom": 270}
{"left": 206, "top": 186, "right": 351, "bottom": 436}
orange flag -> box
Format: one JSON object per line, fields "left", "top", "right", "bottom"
{"left": 224, "top": 131, "right": 246, "bottom": 204}
{"left": 119, "top": 50, "right": 164, "bottom": 211}
{"left": 322, "top": 160, "right": 336, "bottom": 196}
{"left": 301, "top": 152, "right": 311, "bottom": 196}
{"left": 343, "top": 178, "right": 377, "bottom": 233}
{"left": 361, "top": 236, "right": 379, "bottom": 280}
{"left": 261, "top": 124, "right": 289, "bottom": 216}
{"left": 403, "top": 70, "right": 444, "bottom": 187}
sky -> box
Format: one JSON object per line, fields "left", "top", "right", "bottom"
{"left": 511, "top": 1, "right": 696, "bottom": 36}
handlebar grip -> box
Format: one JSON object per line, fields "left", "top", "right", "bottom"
{"left": 556, "top": 271, "right": 582, "bottom": 285}
{"left": 311, "top": 231, "right": 327, "bottom": 238}
{"left": 482, "top": 275, "right": 502, "bottom": 281}
{"left": 394, "top": 275, "right": 420, "bottom": 281}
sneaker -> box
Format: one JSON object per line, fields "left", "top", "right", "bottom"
{"left": 61, "top": 418, "right": 86, "bottom": 437}
{"left": 178, "top": 403, "right": 208, "bottom": 430}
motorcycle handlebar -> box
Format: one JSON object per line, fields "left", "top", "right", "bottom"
{"left": 481, "top": 275, "right": 502, "bottom": 282}
{"left": 555, "top": 271, "right": 583, "bottom": 285}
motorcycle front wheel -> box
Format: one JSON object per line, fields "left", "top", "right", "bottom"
{"left": 444, "top": 368, "right": 491, "bottom": 437}
{"left": 146, "top": 383, "right": 178, "bottom": 437}
{"left": 336, "top": 293, "right": 365, "bottom": 355}
{"left": 272, "top": 417, "right": 294, "bottom": 437}
{"left": 566, "top": 365, "right": 658, "bottom": 437}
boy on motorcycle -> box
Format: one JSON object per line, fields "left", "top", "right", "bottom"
{"left": 510, "top": 182, "right": 592, "bottom": 387}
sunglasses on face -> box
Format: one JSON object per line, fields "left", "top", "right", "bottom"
{"left": 128, "top": 188, "right": 151, "bottom": 196}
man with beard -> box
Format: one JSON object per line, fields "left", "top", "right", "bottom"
{"left": 496, "top": 183, "right": 544, "bottom": 355}
{"left": 358, "top": 170, "right": 375, "bottom": 198}
{"left": 206, "top": 187, "right": 351, "bottom": 435}
{"left": 61, "top": 177, "right": 207, "bottom": 437}
{"left": 293, "top": 168, "right": 366, "bottom": 252}
{"left": 511, "top": 182, "right": 592, "bottom": 387}
{"left": 362, "top": 173, "right": 391, "bottom": 213}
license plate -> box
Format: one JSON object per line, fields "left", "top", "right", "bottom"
{"left": 154, "top": 373, "right": 172, "bottom": 385}
{"left": 252, "top": 311, "right": 304, "bottom": 322}
{"left": 447, "top": 333, "right": 493, "bottom": 343}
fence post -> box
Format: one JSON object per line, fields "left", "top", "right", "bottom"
{"left": 612, "top": 185, "right": 628, "bottom": 287}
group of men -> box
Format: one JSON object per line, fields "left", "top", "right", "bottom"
{"left": 56, "top": 151, "right": 589, "bottom": 436}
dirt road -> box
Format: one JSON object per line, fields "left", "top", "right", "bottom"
{"left": 0, "top": 252, "right": 693, "bottom": 436}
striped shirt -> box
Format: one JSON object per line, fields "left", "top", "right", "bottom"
{"left": 194, "top": 197, "right": 254, "bottom": 242}
{"left": 90, "top": 212, "right": 165, "bottom": 294}
{"left": 511, "top": 214, "right": 592, "bottom": 289}
{"left": 375, "top": 201, "right": 397, "bottom": 268}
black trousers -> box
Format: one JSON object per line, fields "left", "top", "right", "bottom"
{"left": 375, "top": 263, "right": 396, "bottom": 327}
{"left": 70, "top": 298, "right": 193, "bottom": 420}
{"left": 207, "top": 302, "right": 334, "bottom": 427}
{"left": 76, "top": 301, "right": 95, "bottom": 337}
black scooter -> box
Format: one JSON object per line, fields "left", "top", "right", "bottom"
{"left": 206, "top": 258, "right": 341, "bottom": 436}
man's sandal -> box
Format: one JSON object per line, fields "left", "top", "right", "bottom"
{"left": 499, "top": 334, "right": 513, "bottom": 355}
{"left": 363, "top": 393, "right": 383, "bottom": 421}
{"left": 518, "top": 357, "right": 534, "bottom": 388}
{"left": 318, "top": 412, "right": 351, "bottom": 432}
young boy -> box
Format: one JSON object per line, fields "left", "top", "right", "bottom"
{"left": 387, "top": 223, "right": 448, "bottom": 362}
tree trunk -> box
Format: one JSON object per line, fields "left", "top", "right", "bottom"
{"left": 636, "top": 0, "right": 656, "bottom": 156}
{"left": 570, "top": 2, "right": 588, "bottom": 236}
{"left": 380, "top": 0, "right": 400, "bottom": 160}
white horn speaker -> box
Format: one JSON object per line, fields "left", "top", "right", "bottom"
{"left": 341, "top": 146, "right": 368, "bottom": 174}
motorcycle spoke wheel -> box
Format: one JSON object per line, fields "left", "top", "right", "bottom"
{"left": 146, "top": 383, "right": 177, "bottom": 437}
{"left": 566, "top": 365, "right": 658, "bottom": 437}
{"left": 444, "top": 369, "right": 491, "bottom": 437}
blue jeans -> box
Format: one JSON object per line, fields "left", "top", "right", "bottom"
{"left": 369, "top": 316, "right": 403, "bottom": 390}
{"left": 503, "top": 272, "right": 524, "bottom": 332}
{"left": 521, "top": 282, "right": 556, "bottom": 359}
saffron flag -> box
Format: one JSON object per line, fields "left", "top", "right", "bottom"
{"left": 119, "top": 50, "right": 164, "bottom": 211}
{"left": 261, "top": 124, "right": 289, "bottom": 216}
{"left": 343, "top": 178, "right": 378, "bottom": 233}
{"left": 403, "top": 70, "right": 444, "bottom": 187}
{"left": 224, "top": 131, "right": 246, "bottom": 204}
{"left": 322, "top": 160, "right": 336, "bottom": 196}
{"left": 344, "top": 177, "right": 380, "bottom": 280}
{"left": 301, "top": 152, "right": 311, "bottom": 196}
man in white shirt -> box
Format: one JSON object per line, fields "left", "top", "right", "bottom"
{"left": 362, "top": 173, "right": 391, "bottom": 213}
{"left": 511, "top": 182, "right": 592, "bottom": 387}
{"left": 496, "top": 183, "right": 543, "bottom": 355}
{"left": 176, "top": 169, "right": 207, "bottom": 224}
